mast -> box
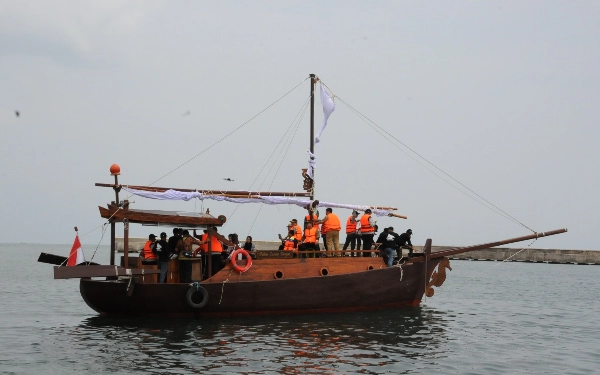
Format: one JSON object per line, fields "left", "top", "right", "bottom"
{"left": 309, "top": 73, "right": 316, "bottom": 200}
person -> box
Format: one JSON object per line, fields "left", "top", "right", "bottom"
{"left": 299, "top": 221, "right": 320, "bottom": 258}
{"left": 281, "top": 229, "right": 298, "bottom": 255}
{"left": 304, "top": 210, "right": 319, "bottom": 229}
{"left": 377, "top": 227, "right": 401, "bottom": 267}
{"left": 290, "top": 219, "right": 303, "bottom": 243}
{"left": 360, "top": 209, "right": 376, "bottom": 257}
{"left": 141, "top": 234, "right": 158, "bottom": 264}
{"left": 151, "top": 232, "right": 171, "bottom": 283}
{"left": 398, "top": 229, "right": 414, "bottom": 257}
{"left": 242, "top": 236, "right": 256, "bottom": 258}
{"left": 320, "top": 208, "right": 341, "bottom": 256}
{"left": 180, "top": 229, "right": 204, "bottom": 283}
{"left": 197, "top": 226, "right": 223, "bottom": 278}
{"left": 342, "top": 210, "right": 362, "bottom": 257}
{"left": 193, "top": 229, "right": 209, "bottom": 277}
{"left": 279, "top": 223, "right": 294, "bottom": 249}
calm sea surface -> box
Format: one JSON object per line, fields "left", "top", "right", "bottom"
{"left": 1, "top": 243, "right": 599, "bottom": 374}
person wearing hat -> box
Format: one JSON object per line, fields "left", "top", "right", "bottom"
{"left": 342, "top": 210, "right": 362, "bottom": 257}
{"left": 141, "top": 234, "right": 158, "bottom": 265}
{"left": 398, "top": 229, "right": 414, "bottom": 257}
{"left": 360, "top": 209, "right": 376, "bottom": 257}
{"left": 290, "top": 219, "right": 303, "bottom": 243}
{"left": 151, "top": 232, "right": 171, "bottom": 283}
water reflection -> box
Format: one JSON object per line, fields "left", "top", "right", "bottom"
{"left": 54, "top": 308, "right": 450, "bottom": 374}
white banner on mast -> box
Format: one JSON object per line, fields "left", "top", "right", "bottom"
{"left": 315, "top": 83, "right": 335, "bottom": 144}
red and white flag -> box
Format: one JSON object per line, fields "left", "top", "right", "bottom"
{"left": 67, "top": 235, "right": 86, "bottom": 266}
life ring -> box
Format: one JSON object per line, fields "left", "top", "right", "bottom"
{"left": 231, "top": 248, "right": 253, "bottom": 273}
{"left": 186, "top": 283, "right": 209, "bottom": 309}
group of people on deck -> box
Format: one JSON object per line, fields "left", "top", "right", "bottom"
{"left": 138, "top": 208, "right": 414, "bottom": 282}
{"left": 278, "top": 208, "right": 414, "bottom": 264}
{"left": 139, "top": 227, "right": 256, "bottom": 283}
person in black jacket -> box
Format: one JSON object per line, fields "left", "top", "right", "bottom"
{"left": 398, "top": 229, "right": 414, "bottom": 257}
{"left": 152, "top": 232, "right": 172, "bottom": 283}
{"left": 377, "top": 227, "right": 401, "bottom": 267}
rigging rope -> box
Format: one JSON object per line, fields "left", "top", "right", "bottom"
{"left": 331, "top": 93, "right": 536, "bottom": 233}
{"left": 144, "top": 77, "right": 310, "bottom": 190}
{"left": 246, "top": 96, "right": 310, "bottom": 235}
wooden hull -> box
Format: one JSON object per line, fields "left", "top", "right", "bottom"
{"left": 79, "top": 257, "right": 441, "bottom": 317}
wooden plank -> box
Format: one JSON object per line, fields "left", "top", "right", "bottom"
{"left": 54, "top": 265, "right": 160, "bottom": 279}
{"left": 38, "top": 252, "right": 67, "bottom": 266}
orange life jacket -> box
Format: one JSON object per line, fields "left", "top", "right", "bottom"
{"left": 207, "top": 234, "right": 222, "bottom": 253}
{"left": 200, "top": 233, "right": 209, "bottom": 252}
{"left": 360, "top": 214, "right": 374, "bottom": 233}
{"left": 142, "top": 240, "right": 157, "bottom": 260}
{"left": 293, "top": 224, "right": 303, "bottom": 241}
{"left": 283, "top": 237, "right": 296, "bottom": 251}
{"left": 304, "top": 227, "right": 317, "bottom": 243}
{"left": 346, "top": 216, "right": 358, "bottom": 233}
{"left": 305, "top": 213, "right": 318, "bottom": 224}
{"left": 324, "top": 213, "right": 341, "bottom": 231}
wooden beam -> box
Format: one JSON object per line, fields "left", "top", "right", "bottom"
{"left": 54, "top": 265, "right": 160, "bottom": 279}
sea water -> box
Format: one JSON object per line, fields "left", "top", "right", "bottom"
{"left": 1, "top": 244, "right": 598, "bottom": 374}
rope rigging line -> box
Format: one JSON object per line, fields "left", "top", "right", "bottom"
{"left": 138, "top": 77, "right": 310, "bottom": 193}
{"left": 332, "top": 93, "right": 535, "bottom": 233}
{"left": 246, "top": 96, "right": 311, "bottom": 235}
{"left": 434, "top": 238, "right": 538, "bottom": 296}
{"left": 81, "top": 78, "right": 309, "bottom": 244}
{"left": 248, "top": 95, "right": 311, "bottom": 192}
{"left": 265, "top": 97, "right": 309, "bottom": 192}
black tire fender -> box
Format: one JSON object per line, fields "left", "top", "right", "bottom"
{"left": 186, "top": 283, "right": 209, "bottom": 309}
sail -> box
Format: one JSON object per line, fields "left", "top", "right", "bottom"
{"left": 122, "top": 187, "right": 393, "bottom": 216}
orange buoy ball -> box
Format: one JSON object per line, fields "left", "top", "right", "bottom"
{"left": 110, "top": 164, "right": 121, "bottom": 175}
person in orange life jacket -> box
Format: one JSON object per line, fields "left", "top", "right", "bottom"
{"left": 360, "top": 209, "right": 377, "bottom": 257}
{"left": 151, "top": 232, "right": 171, "bottom": 283}
{"left": 304, "top": 210, "right": 319, "bottom": 229}
{"left": 320, "top": 208, "right": 342, "bottom": 256}
{"left": 193, "top": 229, "right": 209, "bottom": 278}
{"left": 299, "top": 221, "right": 320, "bottom": 258}
{"left": 141, "top": 234, "right": 158, "bottom": 264}
{"left": 290, "top": 219, "right": 303, "bottom": 242}
{"left": 179, "top": 229, "right": 204, "bottom": 283}
{"left": 281, "top": 229, "right": 298, "bottom": 255}
{"left": 194, "top": 226, "right": 223, "bottom": 278}
{"left": 278, "top": 223, "right": 294, "bottom": 249}
{"left": 342, "top": 210, "right": 362, "bottom": 257}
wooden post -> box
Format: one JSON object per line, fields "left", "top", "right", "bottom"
{"left": 207, "top": 230, "right": 212, "bottom": 278}
{"left": 123, "top": 219, "right": 129, "bottom": 269}
{"left": 110, "top": 219, "right": 115, "bottom": 266}
{"left": 309, "top": 73, "right": 315, "bottom": 201}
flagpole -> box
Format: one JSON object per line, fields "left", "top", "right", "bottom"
{"left": 309, "top": 73, "right": 315, "bottom": 201}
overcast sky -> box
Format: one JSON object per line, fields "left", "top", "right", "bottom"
{"left": 1, "top": 1, "right": 598, "bottom": 251}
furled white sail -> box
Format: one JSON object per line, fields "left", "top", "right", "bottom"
{"left": 315, "top": 83, "right": 335, "bottom": 144}
{"left": 122, "top": 187, "right": 392, "bottom": 216}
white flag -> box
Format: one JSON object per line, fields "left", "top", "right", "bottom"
{"left": 315, "top": 83, "right": 335, "bottom": 144}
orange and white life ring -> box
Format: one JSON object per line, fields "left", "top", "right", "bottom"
{"left": 231, "top": 248, "right": 252, "bottom": 273}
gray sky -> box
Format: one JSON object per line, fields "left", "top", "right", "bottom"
{"left": 1, "top": 1, "right": 598, "bottom": 250}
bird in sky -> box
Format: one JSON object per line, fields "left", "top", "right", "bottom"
{"left": 15, "top": 111, "right": 20, "bottom": 117}
{"left": 182, "top": 111, "right": 190, "bottom": 116}
{"left": 223, "top": 178, "right": 234, "bottom": 182}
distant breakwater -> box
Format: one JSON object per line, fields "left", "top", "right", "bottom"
{"left": 115, "top": 238, "right": 599, "bottom": 265}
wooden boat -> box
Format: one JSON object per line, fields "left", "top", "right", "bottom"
{"left": 43, "top": 74, "right": 567, "bottom": 317}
